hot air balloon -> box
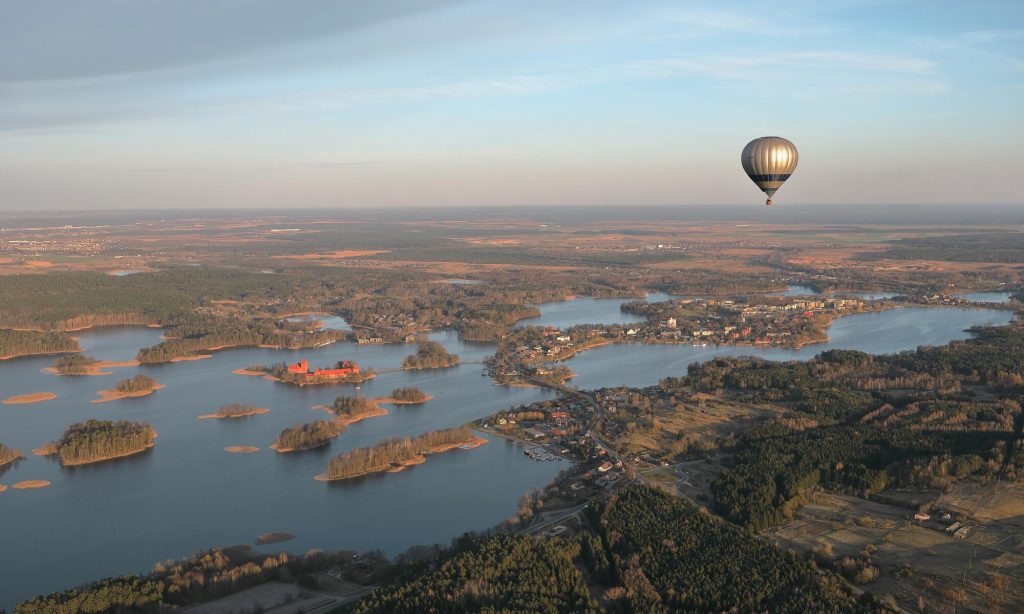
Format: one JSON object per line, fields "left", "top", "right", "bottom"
{"left": 741, "top": 136, "right": 798, "bottom": 206}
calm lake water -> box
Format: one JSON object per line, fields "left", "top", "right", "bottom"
{"left": 0, "top": 300, "right": 1014, "bottom": 608}
{"left": 956, "top": 291, "right": 1014, "bottom": 304}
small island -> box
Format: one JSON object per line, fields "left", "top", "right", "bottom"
{"left": 12, "top": 480, "right": 51, "bottom": 490}
{"left": 2, "top": 392, "right": 57, "bottom": 405}
{"left": 199, "top": 403, "right": 270, "bottom": 420}
{"left": 51, "top": 354, "right": 101, "bottom": 375}
{"left": 255, "top": 532, "right": 295, "bottom": 545}
{"left": 387, "top": 387, "right": 431, "bottom": 404}
{"left": 271, "top": 420, "right": 344, "bottom": 453}
{"left": 402, "top": 340, "right": 459, "bottom": 370}
{"left": 0, "top": 443, "right": 25, "bottom": 471}
{"left": 317, "top": 426, "right": 485, "bottom": 482}
{"left": 92, "top": 374, "right": 163, "bottom": 403}
{"left": 248, "top": 358, "right": 374, "bottom": 386}
{"left": 224, "top": 446, "right": 260, "bottom": 454}
{"left": 46, "top": 419, "right": 157, "bottom": 466}
{"left": 328, "top": 395, "right": 388, "bottom": 425}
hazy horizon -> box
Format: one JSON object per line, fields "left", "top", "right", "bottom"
{"left": 1, "top": 1, "right": 1022, "bottom": 210}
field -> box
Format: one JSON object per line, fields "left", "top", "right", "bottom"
{"left": 764, "top": 486, "right": 1024, "bottom": 613}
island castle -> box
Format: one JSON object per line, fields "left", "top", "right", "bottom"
{"left": 287, "top": 359, "right": 359, "bottom": 381}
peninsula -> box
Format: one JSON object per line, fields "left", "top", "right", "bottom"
{"left": 317, "top": 427, "right": 485, "bottom": 482}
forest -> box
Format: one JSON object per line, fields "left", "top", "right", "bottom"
{"left": 324, "top": 427, "right": 477, "bottom": 480}
{"left": 401, "top": 339, "right": 459, "bottom": 369}
{"left": 350, "top": 535, "right": 599, "bottom": 613}
{"left": 272, "top": 420, "right": 344, "bottom": 452}
{"left": 0, "top": 268, "right": 299, "bottom": 330}
{"left": 598, "top": 486, "right": 882, "bottom": 613}
{"left": 53, "top": 420, "right": 157, "bottom": 466}
{"left": 875, "top": 232, "right": 1024, "bottom": 263}
{"left": 136, "top": 314, "right": 348, "bottom": 363}
{"left": 14, "top": 547, "right": 368, "bottom": 614}
{"left": 678, "top": 323, "right": 1024, "bottom": 532}
{"left": 0, "top": 329, "right": 78, "bottom": 360}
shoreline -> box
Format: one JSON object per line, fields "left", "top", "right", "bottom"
{"left": 2, "top": 392, "right": 57, "bottom": 405}
{"left": 91, "top": 384, "right": 165, "bottom": 404}
{"left": 0, "top": 348, "right": 82, "bottom": 362}
{"left": 314, "top": 435, "right": 488, "bottom": 482}
{"left": 60, "top": 439, "right": 156, "bottom": 466}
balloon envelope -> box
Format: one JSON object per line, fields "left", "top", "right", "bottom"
{"left": 741, "top": 136, "right": 798, "bottom": 205}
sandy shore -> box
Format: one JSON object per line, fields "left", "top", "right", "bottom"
{"left": 225, "top": 446, "right": 260, "bottom": 453}
{"left": 12, "top": 480, "right": 50, "bottom": 490}
{"left": 91, "top": 383, "right": 165, "bottom": 403}
{"left": 199, "top": 407, "right": 270, "bottom": 420}
{"left": 169, "top": 354, "right": 212, "bottom": 362}
{"left": 232, "top": 368, "right": 265, "bottom": 376}
{"left": 2, "top": 392, "right": 57, "bottom": 405}
{"left": 0, "top": 484, "right": 6, "bottom": 493}
{"left": 315, "top": 435, "right": 487, "bottom": 481}
{"left": 60, "top": 439, "right": 156, "bottom": 466}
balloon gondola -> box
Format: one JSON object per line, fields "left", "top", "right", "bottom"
{"left": 741, "top": 136, "right": 798, "bottom": 206}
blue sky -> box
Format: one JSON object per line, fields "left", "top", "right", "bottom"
{"left": 0, "top": 0, "right": 1021, "bottom": 210}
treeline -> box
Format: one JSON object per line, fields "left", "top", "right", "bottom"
{"left": 599, "top": 485, "right": 883, "bottom": 613}
{"left": 115, "top": 375, "right": 158, "bottom": 394}
{"left": 0, "top": 329, "right": 78, "bottom": 359}
{"left": 273, "top": 420, "right": 343, "bottom": 452}
{"left": 877, "top": 232, "right": 1024, "bottom": 263}
{"left": 54, "top": 420, "right": 156, "bottom": 466}
{"left": 137, "top": 315, "right": 347, "bottom": 363}
{"left": 351, "top": 535, "right": 599, "bottom": 613}
{"left": 53, "top": 354, "right": 99, "bottom": 374}
{"left": 0, "top": 269, "right": 299, "bottom": 330}
{"left": 390, "top": 387, "right": 427, "bottom": 403}
{"left": 324, "top": 427, "right": 475, "bottom": 480}
{"left": 402, "top": 340, "right": 459, "bottom": 369}
{"left": 213, "top": 404, "right": 263, "bottom": 418}
{"left": 0, "top": 443, "right": 25, "bottom": 468}
{"left": 15, "top": 548, "right": 366, "bottom": 614}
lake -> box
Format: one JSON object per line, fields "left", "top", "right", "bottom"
{"left": 956, "top": 291, "right": 1014, "bottom": 304}
{"left": 0, "top": 301, "right": 1014, "bottom": 608}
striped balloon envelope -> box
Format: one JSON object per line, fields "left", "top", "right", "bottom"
{"left": 741, "top": 136, "right": 798, "bottom": 206}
